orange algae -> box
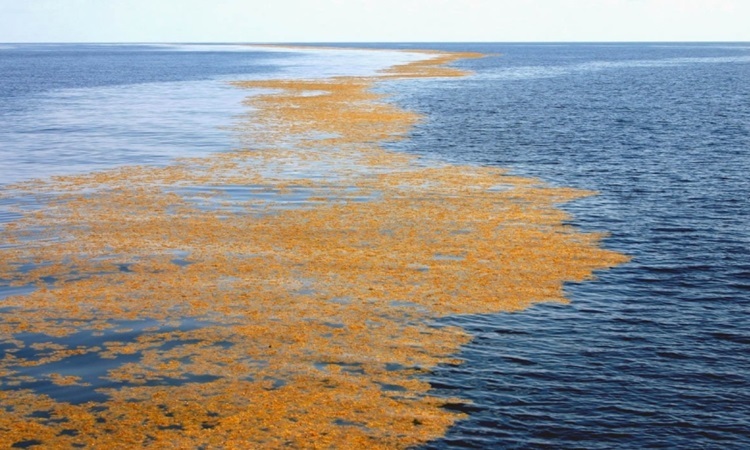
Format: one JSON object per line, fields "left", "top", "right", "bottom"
{"left": 0, "top": 48, "right": 628, "bottom": 448}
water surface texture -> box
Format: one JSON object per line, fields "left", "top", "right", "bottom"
{"left": 382, "top": 43, "right": 750, "bottom": 449}
{"left": 2, "top": 43, "right": 750, "bottom": 448}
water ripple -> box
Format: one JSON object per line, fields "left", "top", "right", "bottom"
{"left": 399, "top": 43, "right": 750, "bottom": 449}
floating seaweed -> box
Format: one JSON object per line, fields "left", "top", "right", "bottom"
{"left": 0, "top": 48, "right": 627, "bottom": 448}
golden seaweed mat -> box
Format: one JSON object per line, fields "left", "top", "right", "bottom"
{"left": 0, "top": 47, "right": 629, "bottom": 449}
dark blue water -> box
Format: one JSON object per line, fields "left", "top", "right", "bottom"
{"left": 2, "top": 43, "right": 749, "bottom": 448}
{"left": 381, "top": 43, "right": 750, "bottom": 449}
{"left": 0, "top": 44, "right": 287, "bottom": 99}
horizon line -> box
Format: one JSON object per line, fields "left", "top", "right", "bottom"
{"left": 2, "top": 40, "right": 749, "bottom": 45}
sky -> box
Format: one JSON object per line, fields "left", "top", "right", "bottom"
{"left": 0, "top": 0, "right": 748, "bottom": 43}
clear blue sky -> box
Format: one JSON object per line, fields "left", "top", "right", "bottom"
{"left": 1, "top": 0, "right": 748, "bottom": 43}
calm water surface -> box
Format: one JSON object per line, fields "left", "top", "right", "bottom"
{"left": 0, "top": 43, "right": 421, "bottom": 183}
{"left": 2, "top": 43, "right": 749, "bottom": 448}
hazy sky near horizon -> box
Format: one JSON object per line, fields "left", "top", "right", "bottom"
{"left": 1, "top": 0, "right": 748, "bottom": 43}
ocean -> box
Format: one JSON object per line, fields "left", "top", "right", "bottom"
{"left": 1, "top": 43, "right": 749, "bottom": 448}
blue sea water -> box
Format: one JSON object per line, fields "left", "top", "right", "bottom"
{"left": 0, "top": 43, "right": 422, "bottom": 184}
{"left": 0, "top": 44, "right": 280, "bottom": 184}
{"left": 383, "top": 43, "right": 750, "bottom": 449}
{"left": 1, "top": 43, "right": 749, "bottom": 448}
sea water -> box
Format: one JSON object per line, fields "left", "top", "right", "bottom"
{"left": 0, "top": 43, "right": 421, "bottom": 184}
{"left": 1, "top": 43, "right": 749, "bottom": 448}
{"left": 380, "top": 42, "right": 750, "bottom": 449}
